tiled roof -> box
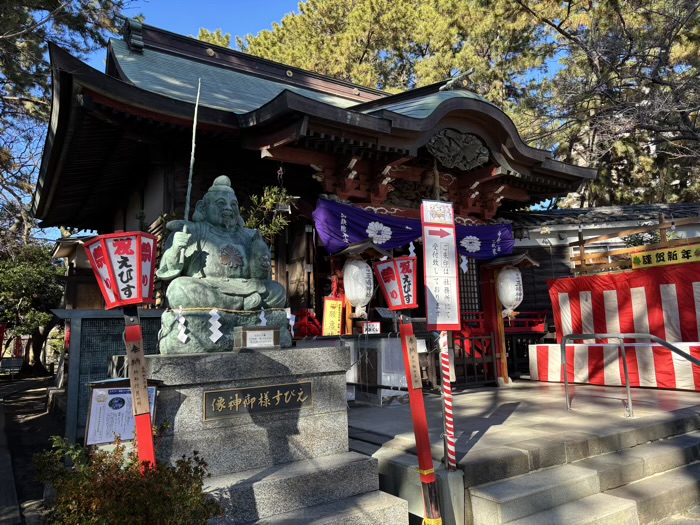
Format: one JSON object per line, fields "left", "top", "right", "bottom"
{"left": 110, "top": 39, "right": 359, "bottom": 113}
{"left": 362, "top": 90, "right": 494, "bottom": 118}
{"left": 501, "top": 203, "right": 700, "bottom": 227}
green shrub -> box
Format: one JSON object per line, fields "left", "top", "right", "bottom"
{"left": 34, "top": 436, "right": 223, "bottom": 525}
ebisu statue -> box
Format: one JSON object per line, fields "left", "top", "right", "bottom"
{"left": 157, "top": 175, "right": 291, "bottom": 353}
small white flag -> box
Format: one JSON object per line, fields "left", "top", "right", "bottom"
{"left": 209, "top": 309, "right": 222, "bottom": 343}
{"left": 176, "top": 307, "right": 189, "bottom": 343}
{"left": 460, "top": 255, "right": 469, "bottom": 273}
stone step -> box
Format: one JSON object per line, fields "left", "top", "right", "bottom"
{"left": 575, "top": 431, "right": 700, "bottom": 491}
{"left": 607, "top": 462, "right": 700, "bottom": 524}
{"left": 507, "top": 493, "right": 638, "bottom": 525}
{"left": 206, "top": 452, "right": 379, "bottom": 524}
{"left": 349, "top": 438, "right": 382, "bottom": 457}
{"left": 251, "top": 490, "right": 408, "bottom": 524}
{"left": 460, "top": 409, "right": 700, "bottom": 490}
{"left": 469, "top": 464, "right": 600, "bottom": 525}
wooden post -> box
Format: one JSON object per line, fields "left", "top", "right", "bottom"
{"left": 344, "top": 295, "right": 354, "bottom": 335}
{"left": 493, "top": 269, "right": 509, "bottom": 384}
{"left": 578, "top": 229, "right": 585, "bottom": 275}
{"left": 659, "top": 213, "right": 667, "bottom": 244}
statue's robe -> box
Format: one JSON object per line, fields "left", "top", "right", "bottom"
{"left": 157, "top": 220, "right": 286, "bottom": 310}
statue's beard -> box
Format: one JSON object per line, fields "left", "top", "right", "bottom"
{"left": 220, "top": 216, "right": 240, "bottom": 231}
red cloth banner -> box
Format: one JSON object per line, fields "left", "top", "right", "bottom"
{"left": 549, "top": 264, "right": 700, "bottom": 344}
{"left": 529, "top": 343, "right": 700, "bottom": 391}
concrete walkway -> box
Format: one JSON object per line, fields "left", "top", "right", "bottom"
{"left": 350, "top": 381, "right": 700, "bottom": 460}
{"left": 0, "top": 378, "right": 54, "bottom": 525}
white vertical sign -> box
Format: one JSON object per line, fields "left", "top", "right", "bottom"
{"left": 421, "top": 200, "right": 461, "bottom": 330}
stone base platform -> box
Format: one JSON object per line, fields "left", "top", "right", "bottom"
{"left": 146, "top": 347, "right": 408, "bottom": 524}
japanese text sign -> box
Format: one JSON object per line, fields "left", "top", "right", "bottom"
{"left": 322, "top": 297, "right": 343, "bottom": 336}
{"left": 86, "top": 386, "right": 157, "bottom": 446}
{"left": 360, "top": 321, "right": 381, "bottom": 334}
{"left": 373, "top": 256, "right": 418, "bottom": 311}
{"left": 204, "top": 382, "right": 312, "bottom": 421}
{"left": 421, "top": 201, "right": 461, "bottom": 330}
{"left": 632, "top": 244, "right": 700, "bottom": 269}
{"left": 84, "top": 232, "right": 158, "bottom": 309}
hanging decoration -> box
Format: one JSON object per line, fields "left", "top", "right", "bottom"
{"left": 496, "top": 265, "right": 524, "bottom": 319}
{"left": 373, "top": 256, "right": 418, "bottom": 311}
{"left": 312, "top": 198, "right": 513, "bottom": 260}
{"left": 342, "top": 258, "right": 374, "bottom": 318}
{"left": 84, "top": 232, "right": 158, "bottom": 309}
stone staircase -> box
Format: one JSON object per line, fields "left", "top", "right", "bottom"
{"left": 350, "top": 406, "right": 700, "bottom": 524}
{"left": 467, "top": 411, "right": 700, "bottom": 525}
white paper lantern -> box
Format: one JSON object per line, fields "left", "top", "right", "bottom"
{"left": 343, "top": 258, "right": 374, "bottom": 318}
{"left": 496, "top": 265, "right": 523, "bottom": 318}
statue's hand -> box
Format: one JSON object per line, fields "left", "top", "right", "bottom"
{"left": 172, "top": 231, "right": 191, "bottom": 252}
{"left": 243, "top": 293, "right": 262, "bottom": 310}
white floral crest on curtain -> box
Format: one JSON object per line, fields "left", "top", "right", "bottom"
{"left": 366, "top": 221, "right": 393, "bottom": 244}
{"left": 460, "top": 235, "right": 481, "bottom": 253}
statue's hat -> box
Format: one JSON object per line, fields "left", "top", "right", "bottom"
{"left": 207, "top": 175, "right": 236, "bottom": 195}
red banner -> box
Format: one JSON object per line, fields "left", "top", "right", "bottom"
{"left": 549, "top": 263, "right": 700, "bottom": 344}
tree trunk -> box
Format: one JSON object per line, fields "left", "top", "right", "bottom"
{"left": 19, "top": 318, "right": 58, "bottom": 377}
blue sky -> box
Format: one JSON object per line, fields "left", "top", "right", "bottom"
{"left": 127, "top": 0, "right": 300, "bottom": 36}
{"left": 87, "top": 0, "right": 301, "bottom": 69}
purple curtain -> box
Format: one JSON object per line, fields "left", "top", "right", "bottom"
{"left": 312, "top": 199, "right": 514, "bottom": 260}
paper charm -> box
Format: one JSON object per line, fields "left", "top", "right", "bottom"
{"left": 460, "top": 255, "right": 469, "bottom": 274}
{"left": 409, "top": 241, "right": 416, "bottom": 257}
{"left": 259, "top": 307, "right": 267, "bottom": 327}
{"left": 209, "top": 309, "right": 222, "bottom": 343}
{"left": 285, "top": 308, "right": 296, "bottom": 330}
{"left": 176, "top": 307, "right": 188, "bottom": 343}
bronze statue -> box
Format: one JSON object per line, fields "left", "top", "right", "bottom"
{"left": 157, "top": 175, "right": 291, "bottom": 353}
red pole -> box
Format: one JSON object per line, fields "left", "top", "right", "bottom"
{"left": 123, "top": 307, "right": 156, "bottom": 471}
{"left": 400, "top": 318, "right": 442, "bottom": 524}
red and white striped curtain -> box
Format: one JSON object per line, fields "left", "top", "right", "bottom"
{"left": 548, "top": 263, "right": 700, "bottom": 344}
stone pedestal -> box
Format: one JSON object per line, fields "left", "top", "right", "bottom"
{"left": 146, "top": 347, "right": 348, "bottom": 475}
{"left": 146, "top": 346, "right": 408, "bottom": 524}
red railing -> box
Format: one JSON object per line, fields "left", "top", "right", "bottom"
{"left": 460, "top": 311, "right": 547, "bottom": 335}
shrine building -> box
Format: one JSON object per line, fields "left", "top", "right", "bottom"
{"left": 36, "top": 18, "right": 595, "bottom": 389}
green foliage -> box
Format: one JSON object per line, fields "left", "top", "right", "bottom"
{"left": 242, "top": 186, "right": 296, "bottom": 243}
{"left": 623, "top": 228, "right": 678, "bottom": 248}
{"left": 513, "top": 0, "right": 700, "bottom": 206}
{"left": 235, "top": 0, "right": 550, "bottom": 102}
{"left": 196, "top": 28, "right": 231, "bottom": 48}
{"left": 0, "top": 1, "right": 131, "bottom": 242}
{"left": 34, "top": 436, "right": 223, "bottom": 525}
{"left": 0, "top": 244, "right": 63, "bottom": 336}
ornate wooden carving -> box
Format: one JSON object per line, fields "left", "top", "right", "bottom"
{"left": 426, "top": 129, "right": 490, "bottom": 172}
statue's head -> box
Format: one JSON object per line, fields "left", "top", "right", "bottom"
{"left": 193, "top": 175, "right": 245, "bottom": 231}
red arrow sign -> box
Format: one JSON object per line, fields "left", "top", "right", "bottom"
{"left": 428, "top": 229, "right": 450, "bottom": 238}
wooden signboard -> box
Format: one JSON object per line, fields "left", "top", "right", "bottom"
{"left": 632, "top": 244, "right": 700, "bottom": 269}
{"left": 322, "top": 297, "right": 343, "bottom": 336}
